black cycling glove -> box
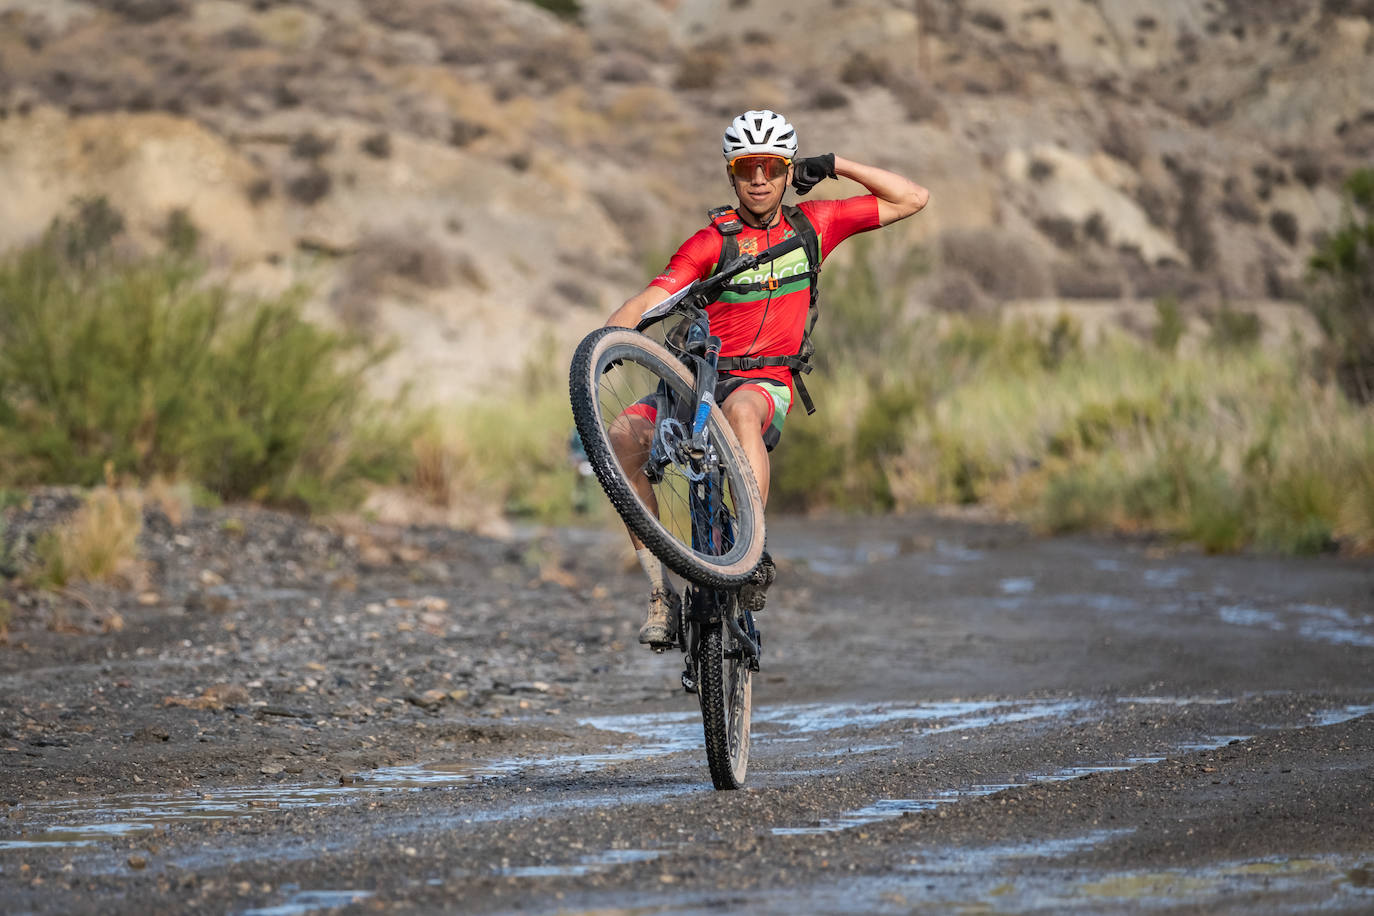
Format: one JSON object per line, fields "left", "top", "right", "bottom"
{"left": 791, "top": 153, "right": 837, "bottom": 196}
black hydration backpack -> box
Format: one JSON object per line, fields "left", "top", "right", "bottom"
{"left": 705, "top": 204, "right": 823, "bottom": 414}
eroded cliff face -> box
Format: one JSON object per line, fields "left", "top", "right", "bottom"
{"left": 1, "top": 0, "right": 1368, "bottom": 402}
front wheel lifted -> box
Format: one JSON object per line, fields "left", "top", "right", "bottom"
{"left": 697, "top": 615, "right": 752, "bottom": 789}
{"left": 569, "top": 327, "right": 765, "bottom": 588}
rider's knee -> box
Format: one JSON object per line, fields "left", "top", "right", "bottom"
{"left": 609, "top": 415, "right": 652, "bottom": 450}
{"left": 722, "top": 397, "right": 766, "bottom": 438}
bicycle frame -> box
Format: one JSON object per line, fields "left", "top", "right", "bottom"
{"left": 632, "top": 239, "right": 801, "bottom": 680}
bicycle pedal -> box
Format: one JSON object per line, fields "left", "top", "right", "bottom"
{"left": 681, "top": 673, "right": 698, "bottom": 694}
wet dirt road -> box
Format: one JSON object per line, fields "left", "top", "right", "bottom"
{"left": 2, "top": 507, "right": 1372, "bottom": 914}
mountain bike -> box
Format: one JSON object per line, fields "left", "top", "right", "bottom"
{"left": 568, "top": 234, "right": 804, "bottom": 789}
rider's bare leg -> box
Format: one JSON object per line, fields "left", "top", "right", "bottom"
{"left": 722, "top": 386, "right": 775, "bottom": 611}
{"left": 720, "top": 387, "right": 771, "bottom": 506}
{"left": 609, "top": 411, "right": 679, "bottom": 643}
{"left": 607, "top": 412, "right": 655, "bottom": 551}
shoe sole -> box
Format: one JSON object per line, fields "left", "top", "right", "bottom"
{"left": 639, "top": 626, "right": 675, "bottom": 646}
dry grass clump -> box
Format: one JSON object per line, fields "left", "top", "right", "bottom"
{"left": 515, "top": 31, "right": 593, "bottom": 92}
{"left": 1053, "top": 260, "right": 1125, "bottom": 299}
{"left": 1124, "top": 255, "right": 1210, "bottom": 301}
{"left": 938, "top": 228, "right": 1051, "bottom": 301}
{"left": 144, "top": 476, "right": 194, "bottom": 527}
{"left": 925, "top": 270, "right": 993, "bottom": 314}
{"left": 1037, "top": 217, "right": 1079, "bottom": 251}
{"left": 1269, "top": 209, "right": 1300, "bottom": 247}
{"left": 1173, "top": 169, "right": 1217, "bottom": 271}
{"left": 38, "top": 487, "right": 144, "bottom": 589}
{"left": 1219, "top": 179, "right": 1261, "bottom": 224}
{"left": 105, "top": 0, "right": 187, "bottom": 26}
{"left": 1100, "top": 116, "right": 1148, "bottom": 167}
{"left": 890, "top": 74, "right": 947, "bottom": 124}
{"left": 1134, "top": 181, "right": 1174, "bottom": 229}
{"left": 334, "top": 228, "right": 455, "bottom": 327}
{"left": 286, "top": 167, "right": 332, "bottom": 205}
{"left": 673, "top": 45, "right": 727, "bottom": 91}
{"left": 839, "top": 50, "right": 891, "bottom": 88}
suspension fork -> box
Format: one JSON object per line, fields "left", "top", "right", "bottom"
{"left": 645, "top": 317, "right": 720, "bottom": 482}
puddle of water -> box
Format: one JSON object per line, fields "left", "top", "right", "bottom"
{"left": 241, "top": 889, "right": 374, "bottom": 916}
{"left": 1296, "top": 621, "right": 1374, "bottom": 648}
{"left": 1290, "top": 603, "right": 1363, "bottom": 622}
{"left": 1118, "top": 696, "right": 1236, "bottom": 707}
{"left": 935, "top": 541, "right": 984, "bottom": 562}
{"left": 1218, "top": 605, "right": 1284, "bottom": 630}
{"left": 772, "top": 717, "right": 1295, "bottom": 838}
{"left": 0, "top": 785, "right": 379, "bottom": 851}
{"left": 1075, "top": 856, "right": 1353, "bottom": 904}
{"left": 719, "top": 845, "right": 1369, "bottom": 916}
{"left": 1143, "top": 567, "right": 1191, "bottom": 587}
{"left": 999, "top": 578, "right": 1035, "bottom": 595}
{"left": 755, "top": 698, "right": 1090, "bottom": 737}
{"left": 774, "top": 784, "right": 1028, "bottom": 835}
{"left": 1313, "top": 704, "right": 1374, "bottom": 726}
{"left": 1174, "top": 735, "right": 1252, "bottom": 752}
{"left": 776, "top": 735, "right": 1220, "bottom": 835}
{"left": 1061, "top": 593, "right": 1140, "bottom": 614}
{"left": 1217, "top": 603, "right": 1374, "bottom": 647}
{"left": 796, "top": 541, "right": 901, "bottom": 577}
{"left": 796, "top": 743, "right": 901, "bottom": 758}
{"left": 907, "top": 829, "right": 1135, "bottom": 868}
{"left": 496, "top": 849, "right": 661, "bottom": 878}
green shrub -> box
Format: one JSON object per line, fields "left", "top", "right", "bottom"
{"left": 0, "top": 200, "right": 401, "bottom": 510}
{"left": 1207, "top": 304, "right": 1262, "bottom": 350}
{"left": 1306, "top": 168, "right": 1374, "bottom": 403}
{"left": 521, "top": 0, "right": 581, "bottom": 21}
{"left": 1153, "top": 296, "right": 1185, "bottom": 352}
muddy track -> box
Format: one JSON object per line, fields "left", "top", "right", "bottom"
{"left": 1, "top": 504, "right": 1371, "bottom": 914}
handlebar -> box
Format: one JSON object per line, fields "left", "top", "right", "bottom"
{"left": 703, "top": 232, "right": 805, "bottom": 301}
{"left": 636, "top": 233, "right": 806, "bottom": 331}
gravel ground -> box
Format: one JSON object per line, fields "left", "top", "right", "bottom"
{"left": 1, "top": 494, "right": 1371, "bottom": 914}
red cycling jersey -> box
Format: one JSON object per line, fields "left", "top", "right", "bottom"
{"left": 648, "top": 196, "right": 881, "bottom": 402}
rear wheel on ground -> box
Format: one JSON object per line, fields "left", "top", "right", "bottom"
{"left": 698, "top": 616, "right": 752, "bottom": 789}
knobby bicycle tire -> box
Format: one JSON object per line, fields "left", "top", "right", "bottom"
{"left": 698, "top": 618, "right": 751, "bottom": 789}
{"left": 569, "top": 327, "right": 765, "bottom": 588}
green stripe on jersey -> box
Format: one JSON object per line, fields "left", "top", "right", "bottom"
{"left": 716, "top": 247, "right": 812, "bottom": 304}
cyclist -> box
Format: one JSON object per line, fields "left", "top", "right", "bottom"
{"left": 602, "top": 109, "right": 930, "bottom": 646}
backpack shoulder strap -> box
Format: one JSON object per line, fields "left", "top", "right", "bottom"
{"left": 781, "top": 204, "right": 820, "bottom": 290}
{"left": 707, "top": 205, "right": 741, "bottom": 282}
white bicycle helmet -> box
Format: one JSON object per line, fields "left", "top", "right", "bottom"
{"left": 722, "top": 109, "right": 798, "bottom": 161}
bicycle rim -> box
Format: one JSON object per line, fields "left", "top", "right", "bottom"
{"left": 569, "top": 327, "right": 765, "bottom": 588}
{"left": 698, "top": 617, "right": 752, "bottom": 789}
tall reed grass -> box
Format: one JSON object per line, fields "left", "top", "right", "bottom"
{"left": 390, "top": 335, "right": 599, "bottom": 525}
{"left": 772, "top": 236, "right": 1374, "bottom": 554}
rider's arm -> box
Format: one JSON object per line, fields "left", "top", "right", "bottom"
{"left": 833, "top": 156, "right": 929, "bottom": 227}
{"left": 604, "top": 227, "right": 720, "bottom": 328}
{"left": 604, "top": 286, "right": 671, "bottom": 329}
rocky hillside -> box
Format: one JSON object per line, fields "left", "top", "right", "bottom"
{"left": 1, "top": 0, "right": 1370, "bottom": 403}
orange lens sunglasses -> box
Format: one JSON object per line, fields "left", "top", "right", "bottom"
{"left": 729, "top": 155, "right": 790, "bottom": 181}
